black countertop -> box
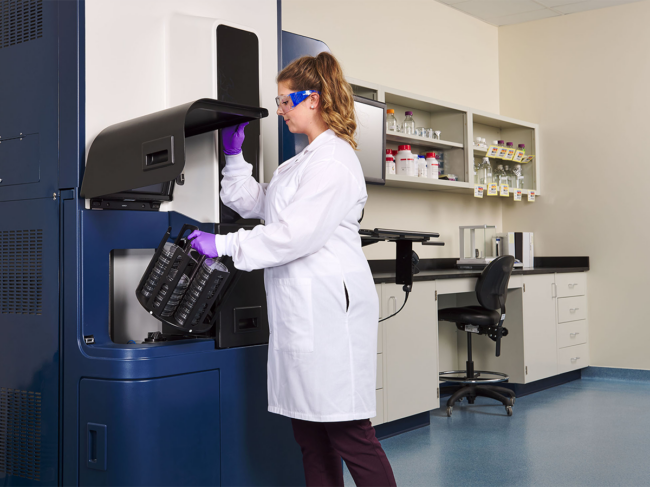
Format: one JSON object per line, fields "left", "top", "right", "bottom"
{"left": 370, "top": 257, "right": 589, "bottom": 284}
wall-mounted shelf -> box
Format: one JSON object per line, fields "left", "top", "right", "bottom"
{"left": 385, "top": 174, "right": 472, "bottom": 194}
{"left": 348, "top": 78, "right": 540, "bottom": 197}
{"left": 386, "top": 133, "right": 463, "bottom": 151}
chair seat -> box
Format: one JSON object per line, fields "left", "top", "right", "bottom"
{"left": 438, "top": 306, "right": 500, "bottom": 326}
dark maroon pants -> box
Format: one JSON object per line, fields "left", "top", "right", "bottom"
{"left": 291, "top": 418, "right": 397, "bottom": 487}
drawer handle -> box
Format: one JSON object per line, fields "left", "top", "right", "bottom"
{"left": 570, "top": 332, "right": 580, "bottom": 338}
{"left": 568, "top": 283, "right": 579, "bottom": 288}
{"left": 569, "top": 308, "right": 579, "bottom": 312}
{"left": 570, "top": 357, "right": 581, "bottom": 363}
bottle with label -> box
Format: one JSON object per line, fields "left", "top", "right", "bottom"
{"left": 513, "top": 143, "right": 526, "bottom": 162}
{"left": 402, "top": 111, "right": 416, "bottom": 135}
{"left": 386, "top": 109, "right": 399, "bottom": 132}
{"left": 426, "top": 152, "right": 438, "bottom": 180}
{"left": 496, "top": 140, "right": 508, "bottom": 159}
{"left": 436, "top": 151, "right": 445, "bottom": 176}
{"left": 385, "top": 149, "right": 395, "bottom": 175}
{"left": 418, "top": 156, "right": 428, "bottom": 178}
{"left": 396, "top": 145, "right": 414, "bottom": 176}
{"left": 410, "top": 152, "right": 419, "bottom": 177}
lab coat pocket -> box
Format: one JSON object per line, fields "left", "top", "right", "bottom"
{"left": 272, "top": 184, "right": 297, "bottom": 213}
{"left": 272, "top": 278, "right": 314, "bottom": 353}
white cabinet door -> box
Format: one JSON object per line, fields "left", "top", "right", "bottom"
{"left": 522, "top": 274, "right": 557, "bottom": 382}
{"left": 382, "top": 281, "right": 438, "bottom": 422}
{"left": 375, "top": 284, "right": 383, "bottom": 354}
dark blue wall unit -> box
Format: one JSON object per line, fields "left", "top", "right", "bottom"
{"left": 79, "top": 372, "right": 221, "bottom": 486}
{"left": 0, "top": 0, "right": 62, "bottom": 203}
{"left": 1, "top": 1, "right": 305, "bottom": 485}
{"left": 279, "top": 31, "right": 330, "bottom": 162}
{"left": 0, "top": 198, "right": 60, "bottom": 484}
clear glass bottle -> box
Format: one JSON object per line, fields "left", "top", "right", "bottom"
{"left": 517, "top": 143, "right": 526, "bottom": 154}
{"left": 504, "top": 165, "right": 514, "bottom": 187}
{"left": 402, "top": 111, "right": 415, "bottom": 135}
{"left": 498, "top": 140, "right": 505, "bottom": 147}
{"left": 479, "top": 157, "right": 492, "bottom": 185}
{"left": 512, "top": 164, "right": 524, "bottom": 189}
{"left": 495, "top": 164, "right": 507, "bottom": 186}
{"left": 386, "top": 109, "right": 399, "bottom": 132}
{"left": 473, "top": 159, "right": 481, "bottom": 183}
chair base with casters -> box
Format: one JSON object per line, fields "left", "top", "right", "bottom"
{"left": 440, "top": 332, "right": 516, "bottom": 417}
{"left": 437, "top": 255, "right": 517, "bottom": 417}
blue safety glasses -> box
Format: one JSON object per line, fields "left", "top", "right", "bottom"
{"left": 275, "top": 90, "right": 320, "bottom": 114}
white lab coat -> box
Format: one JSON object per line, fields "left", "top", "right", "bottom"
{"left": 214, "top": 129, "right": 378, "bottom": 422}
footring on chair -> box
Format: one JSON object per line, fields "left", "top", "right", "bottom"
{"left": 439, "top": 370, "right": 516, "bottom": 417}
{"left": 439, "top": 369, "right": 509, "bottom": 384}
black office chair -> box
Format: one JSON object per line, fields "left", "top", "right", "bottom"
{"left": 439, "top": 255, "right": 516, "bottom": 417}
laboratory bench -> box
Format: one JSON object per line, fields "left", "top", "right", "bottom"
{"left": 367, "top": 256, "right": 590, "bottom": 432}
{"left": 370, "top": 256, "right": 589, "bottom": 283}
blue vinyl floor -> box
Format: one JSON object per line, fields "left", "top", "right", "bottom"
{"left": 344, "top": 378, "right": 650, "bottom": 486}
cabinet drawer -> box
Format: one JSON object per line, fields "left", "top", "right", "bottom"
{"left": 558, "top": 296, "right": 587, "bottom": 323}
{"left": 376, "top": 354, "right": 383, "bottom": 390}
{"left": 558, "top": 321, "right": 588, "bottom": 348}
{"left": 370, "top": 389, "right": 384, "bottom": 426}
{"left": 557, "top": 343, "right": 589, "bottom": 373}
{"left": 555, "top": 273, "right": 586, "bottom": 298}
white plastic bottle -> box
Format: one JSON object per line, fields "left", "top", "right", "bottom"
{"left": 426, "top": 152, "right": 439, "bottom": 180}
{"left": 396, "top": 145, "right": 414, "bottom": 176}
{"left": 418, "top": 155, "right": 428, "bottom": 178}
{"left": 409, "top": 152, "right": 418, "bottom": 177}
{"left": 385, "top": 149, "right": 395, "bottom": 175}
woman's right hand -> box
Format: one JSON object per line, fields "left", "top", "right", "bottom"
{"left": 222, "top": 122, "right": 248, "bottom": 155}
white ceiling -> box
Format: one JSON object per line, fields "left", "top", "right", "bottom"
{"left": 436, "top": 0, "right": 646, "bottom": 26}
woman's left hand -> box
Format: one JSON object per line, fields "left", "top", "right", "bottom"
{"left": 188, "top": 230, "right": 219, "bottom": 258}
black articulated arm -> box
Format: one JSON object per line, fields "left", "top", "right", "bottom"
{"left": 495, "top": 296, "right": 506, "bottom": 357}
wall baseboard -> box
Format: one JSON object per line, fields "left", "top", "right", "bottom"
{"left": 582, "top": 366, "right": 650, "bottom": 382}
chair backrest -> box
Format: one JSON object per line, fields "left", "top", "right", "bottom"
{"left": 475, "top": 255, "right": 515, "bottom": 311}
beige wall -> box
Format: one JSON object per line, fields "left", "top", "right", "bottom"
{"left": 499, "top": 1, "right": 650, "bottom": 369}
{"left": 283, "top": 0, "right": 502, "bottom": 259}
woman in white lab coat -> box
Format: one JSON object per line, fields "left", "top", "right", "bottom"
{"left": 189, "top": 52, "right": 397, "bottom": 487}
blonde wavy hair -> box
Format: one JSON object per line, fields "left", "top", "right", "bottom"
{"left": 277, "top": 52, "right": 357, "bottom": 149}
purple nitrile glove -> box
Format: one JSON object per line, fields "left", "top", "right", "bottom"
{"left": 188, "top": 230, "right": 219, "bottom": 258}
{"left": 221, "top": 122, "right": 249, "bottom": 156}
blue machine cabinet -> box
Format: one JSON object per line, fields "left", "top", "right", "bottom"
{"left": 1, "top": 1, "right": 304, "bottom": 485}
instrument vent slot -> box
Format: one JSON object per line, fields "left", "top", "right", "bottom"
{"left": 0, "top": 388, "right": 42, "bottom": 480}
{"left": 0, "top": 229, "right": 43, "bottom": 315}
{"left": 0, "top": 0, "right": 43, "bottom": 49}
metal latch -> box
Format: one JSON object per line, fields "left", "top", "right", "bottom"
{"left": 84, "top": 335, "right": 95, "bottom": 345}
